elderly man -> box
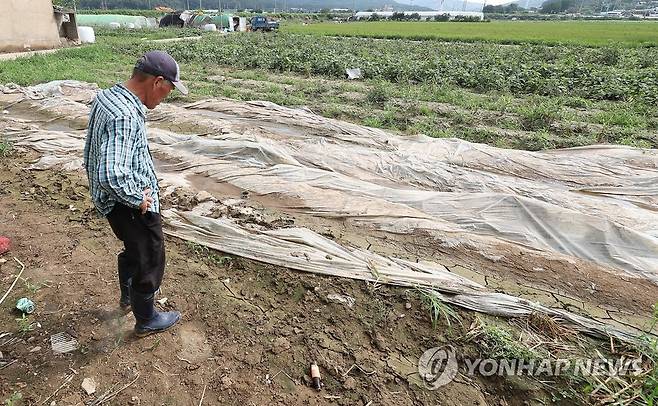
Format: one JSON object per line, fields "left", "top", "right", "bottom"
{"left": 83, "top": 51, "right": 188, "bottom": 337}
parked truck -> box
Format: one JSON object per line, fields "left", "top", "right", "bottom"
{"left": 250, "top": 16, "right": 279, "bottom": 31}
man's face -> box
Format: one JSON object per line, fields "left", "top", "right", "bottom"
{"left": 144, "top": 76, "right": 174, "bottom": 109}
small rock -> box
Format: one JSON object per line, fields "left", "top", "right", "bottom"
{"left": 50, "top": 402, "right": 56, "bottom": 406}
{"left": 26, "top": 336, "right": 36, "bottom": 343}
{"left": 221, "top": 376, "right": 234, "bottom": 388}
{"left": 195, "top": 191, "right": 214, "bottom": 203}
{"left": 244, "top": 351, "right": 261, "bottom": 366}
{"left": 129, "top": 396, "right": 139, "bottom": 405}
{"left": 343, "top": 376, "right": 357, "bottom": 390}
{"left": 327, "top": 293, "right": 355, "bottom": 308}
{"left": 29, "top": 346, "right": 41, "bottom": 353}
{"left": 405, "top": 302, "right": 412, "bottom": 310}
{"left": 81, "top": 377, "right": 97, "bottom": 395}
{"left": 272, "top": 337, "right": 291, "bottom": 354}
{"left": 293, "top": 327, "right": 303, "bottom": 334}
{"left": 156, "top": 297, "right": 168, "bottom": 306}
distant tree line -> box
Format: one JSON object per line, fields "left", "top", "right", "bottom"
{"left": 539, "top": 0, "right": 576, "bottom": 13}
{"left": 482, "top": 3, "right": 523, "bottom": 13}
{"left": 365, "top": 13, "right": 484, "bottom": 21}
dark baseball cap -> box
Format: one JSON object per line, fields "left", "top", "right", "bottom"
{"left": 135, "top": 50, "right": 188, "bottom": 95}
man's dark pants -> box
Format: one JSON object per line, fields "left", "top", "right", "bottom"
{"left": 106, "top": 203, "right": 165, "bottom": 295}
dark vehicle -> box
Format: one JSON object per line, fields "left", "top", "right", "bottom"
{"left": 250, "top": 16, "right": 279, "bottom": 31}
{"left": 159, "top": 12, "right": 185, "bottom": 28}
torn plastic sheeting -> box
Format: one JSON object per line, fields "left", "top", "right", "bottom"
{"left": 143, "top": 130, "right": 658, "bottom": 278}
{"left": 430, "top": 290, "right": 641, "bottom": 343}
{"left": 2, "top": 83, "right": 657, "bottom": 279}
{"left": 346, "top": 68, "right": 362, "bottom": 80}
{"left": 162, "top": 209, "right": 643, "bottom": 344}
{"left": 5, "top": 107, "right": 658, "bottom": 280}
{"left": 162, "top": 209, "right": 482, "bottom": 294}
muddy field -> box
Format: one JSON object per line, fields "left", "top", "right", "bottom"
{"left": 0, "top": 150, "right": 560, "bottom": 405}
{"left": 0, "top": 81, "right": 656, "bottom": 405}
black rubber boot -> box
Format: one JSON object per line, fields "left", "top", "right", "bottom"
{"left": 118, "top": 254, "right": 132, "bottom": 309}
{"left": 119, "top": 278, "right": 131, "bottom": 309}
{"left": 131, "top": 290, "right": 181, "bottom": 338}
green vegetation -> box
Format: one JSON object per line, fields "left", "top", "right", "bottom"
{"left": 185, "top": 241, "right": 233, "bottom": 267}
{"left": 633, "top": 304, "right": 658, "bottom": 405}
{"left": 3, "top": 392, "right": 22, "bottom": 406}
{"left": 0, "top": 27, "right": 655, "bottom": 151}
{"left": 284, "top": 21, "right": 658, "bottom": 47}
{"left": 15, "top": 314, "right": 34, "bottom": 334}
{"left": 0, "top": 137, "right": 12, "bottom": 158}
{"left": 140, "top": 34, "right": 658, "bottom": 104}
{"left": 416, "top": 289, "right": 461, "bottom": 328}
{"left": 467, "top": 318, "right": 540, "bottom": 361}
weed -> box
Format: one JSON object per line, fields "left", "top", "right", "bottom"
{"left": 23, "top": 278, "right": 48, "bottom": 294}
{"left": 518, "top": 102, "right": 560, "bottom": 131}
{"left": 146, "top": 337, "right": 161, "bottom": 352}
{"left": 635, "top": 303, "right": 658, "bottom": 405}
{"left": 15, "top": 314, "right": 34, "bottom": 334}
{"left": 365, "top": 83, "right": 390, "bottom": 107}
{"left": 4, "top": 392, "right": 22, "bottom": 406}
{"left": 595, "top": 108, "right": 647, "bottom": 129}
{"left": 416, "top": 289, "right": 461, "bottom": 329}
{"left": 467, "top": 318, "right": 538, "bottom": 361}
{"left": 0, "top": 138, "right": 13, "bottom": 158}
{"left": 185, "top": 241, "right": 232, "bottom": 267}
{"left": 598, "top": 46, "right": 621, "bottom": 66}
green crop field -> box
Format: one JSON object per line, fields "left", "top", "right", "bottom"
{"left": 0, "top": 28, "right": 656, "bottom": 151}
{"left": 283, "top": 20, "right": 658, "bottom": 47}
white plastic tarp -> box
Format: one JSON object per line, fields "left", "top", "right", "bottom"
{"left": 2, "top": 81, "right": 657, "bottom": 343}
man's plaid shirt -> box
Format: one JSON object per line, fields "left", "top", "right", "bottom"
{"left": 83, "top": 84, "right": 160, "bottom": 216}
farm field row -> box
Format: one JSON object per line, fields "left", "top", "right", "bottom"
{"left": 284, "top": 20, "right": 658, "bottom": 47}
{"left": 0, "top": 29, "right": 655, "bottom": 150}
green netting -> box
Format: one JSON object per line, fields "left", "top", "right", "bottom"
{"left": 210, "top": 14, "right": 232, "bottom": 28}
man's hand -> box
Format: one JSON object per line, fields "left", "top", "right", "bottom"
{"left": 139, "top": 188, "right": 153, "bottom": 214}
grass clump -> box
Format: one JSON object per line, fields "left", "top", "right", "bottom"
{"left": 467, "top": 318, "right": 539, "bottom": 361}
{"left": 185, "top": 241, "right": 232, "bottom": 268}
{"left": 416, "top": 289, "right": 461, "bottom": 329}
{"left": 0, "top": 138, "right": 12, "bottom": 158}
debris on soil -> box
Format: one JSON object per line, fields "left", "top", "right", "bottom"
{"left": 343, "top": 376, "right": 357, "bottom": 390}
{"left": 194, "top": 190, "right": 214, "bottom": 203}
{"left": 327, "top": 293, "right": 356, "bottom": 308}
{"left": 15, "top": 297, "right": 35, "bottom": 314}
{"left": 310, "top": 362, "right": 322, "bottom": 391}
{"left": 81, "top": 377, "right": 97, "bottom": 395}
{"left": 0, "top": 236, "right": 9, "bottom": 255}
{"left": 271, "top": 337, "right": 291, "bottom": 354}
{"left": 346, "top": 68, "right": 362, "bottom": 80}
{"left": 50, "top": 332, "right": 79, "bottom": 354}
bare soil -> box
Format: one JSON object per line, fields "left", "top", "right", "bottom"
{"left": 0, "top": 151, "right": 562, "bottom": 406}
